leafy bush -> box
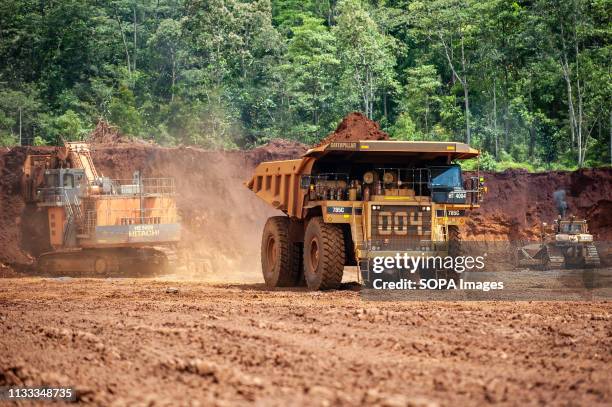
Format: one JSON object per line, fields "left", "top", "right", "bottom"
{"left": 0, "top": 132, "right": 18, "bottom": 147}
{"left": 460, "top": 151, "right": 498, "bottom": 171}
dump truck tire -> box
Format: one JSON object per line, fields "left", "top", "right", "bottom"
{"left": 261, "top": 216, "right": 301, "bottom": 287}
{"left": 293, "top": 243, "right": 306, "bottom": 286}
{"left": 303, "top": 217, "right": 345, "bottom": 290}
{"left": 448, "top": 225, "right": 462, "bottom": 257}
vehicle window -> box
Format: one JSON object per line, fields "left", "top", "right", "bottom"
{"left": 45, "top": 173, "right": 59, "bottom": 187}
{"left": 560, "top": 223, "right": 584, "bottom": 233}
{"left": 430, "top": 166, "right": 462, "bottom": 188}
{"left": 63, "top": 173, "right": 74, "bottom": 188}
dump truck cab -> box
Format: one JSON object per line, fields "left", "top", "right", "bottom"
{"left": 247, "top": 140, "right": 484, "bottom": 290}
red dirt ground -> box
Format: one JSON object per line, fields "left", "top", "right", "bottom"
{"left": 1, "top": 278, "right": 610, "bottom": 406}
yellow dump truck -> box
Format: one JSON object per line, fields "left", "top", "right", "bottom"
{"left": 247, "top": 140, "right": 484, "bottom": 290}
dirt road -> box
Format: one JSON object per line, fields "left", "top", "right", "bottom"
{"left": 1, "top": 277, "right": 610, "bottom": 406}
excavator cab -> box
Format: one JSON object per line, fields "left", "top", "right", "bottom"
{"left": 38, "top": 168, "right": 87, "bottom": 204}
{"left": 557, "top": 221, "right": 588, "bottom": 235}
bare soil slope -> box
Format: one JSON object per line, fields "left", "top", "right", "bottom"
{"left": 465, "top": 169, "right": 612, "bottom": 241}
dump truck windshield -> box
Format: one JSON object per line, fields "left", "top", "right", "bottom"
{"left": 430, "top": 166, "right": 462, "bottom": 188}
{"left": 560, "top": 223, "right": 584, "bottom": 233}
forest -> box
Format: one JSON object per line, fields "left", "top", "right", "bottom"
{"left": 0, "top": 0, "right": 610, "bottom": 170}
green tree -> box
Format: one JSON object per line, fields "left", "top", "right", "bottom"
{"left": 333, "top": 0, "right": 398, "bottom": 119}
{"left": 409, "top": 0, "right": 479, "bottom": 144}
{"left": 398, "top": 65, "right": 441, "bottom": 136}
{"left": 0, "top": 87, "right": 44, "bottom": 145}
{"left": 148, "top": 19, "right": 186, "bottom": 102}
{"left": 278, "top": 15, "right": 339, "bottom": 141}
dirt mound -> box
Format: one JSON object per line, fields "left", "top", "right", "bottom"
{"left": 248, "top": 138, "right": 307, "bottom": 163}
{"left": 0, "top": 146, "right": 55, "bottom": 267}
{"left": 87, "top": 120, "right": 151, "bottom": 146}
{"left": 316, "top": 112, "right": 389, "bottom": 147}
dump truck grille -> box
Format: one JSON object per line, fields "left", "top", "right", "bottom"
{"left": 370, "top": 205, "right": 432, "bottom": 251}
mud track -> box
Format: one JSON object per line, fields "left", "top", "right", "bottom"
{"left": 1, "top": 278, "right": 610, "bottom": 406}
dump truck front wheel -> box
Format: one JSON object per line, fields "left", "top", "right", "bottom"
{"left": 261, "top": 216, "right": 302, "bottom": 288}
{"left": 448, "top": 225, "right": 462, "bottom": 257}
{"left": 303, "top": 217, "right": 345, "bottom": 290}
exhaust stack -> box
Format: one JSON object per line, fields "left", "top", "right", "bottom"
{"left": 553, "top": 189, "right": 568, "bottom": 218}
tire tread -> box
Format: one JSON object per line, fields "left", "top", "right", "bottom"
{"left": 261, "top": 216, "right": 302, "bottom": 287}
{"left": 305, "top": 217, "right": 345, "bottom": 290}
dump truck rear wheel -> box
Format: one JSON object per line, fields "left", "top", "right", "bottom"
{"left": 303, "top": 217, "right": 345, "bottom": 290}
{"left": 261, "top": 216, "right": 301, "bottom": 287}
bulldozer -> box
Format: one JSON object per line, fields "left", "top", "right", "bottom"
{"left": 22, "top": 141, "right": 181, "bottom": 276}
{"left": 246, "top": 140, "right": 485, "bottom": 290}
{"left": 516, "top": 216, "right": 601, "bottom": 270}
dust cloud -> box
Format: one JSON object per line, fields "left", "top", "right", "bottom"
{"left": 89, "top": 142, "right": 307, "bottom": 282}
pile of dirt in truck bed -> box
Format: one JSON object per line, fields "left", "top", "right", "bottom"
{"left": 315, "top": 112, "right": 389, "bottom": 147}
{"left": 0, "top": 141, "right": 610, "bottom": 273}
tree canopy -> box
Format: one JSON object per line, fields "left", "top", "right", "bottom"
{"left": 0, "top": 0, "right": 610, "bottom": 170}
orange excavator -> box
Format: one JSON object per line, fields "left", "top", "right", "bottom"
{"left": 22, "top": 142, "right": 181, "bottom": 276}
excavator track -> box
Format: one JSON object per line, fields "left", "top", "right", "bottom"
{"left": 150, "top": 246, "right": 180, "bottom": 272}
{"left": 584, "top": 243, "right": 601, "bottom": 267}
{"left": 544, "top": 255, "right": 565, "bottom": 270}
{"left": 543, "top": 245, "right": 565, "bottom": 270}
{"left": 37, "top": 247, "right": 175, "bottom": 277}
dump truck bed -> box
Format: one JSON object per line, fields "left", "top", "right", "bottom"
{"left": 246, "top": 140, "right": 480, "bottom": 218}
{"left": 247, "top": 158, "right": 311, "bottom": 216}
